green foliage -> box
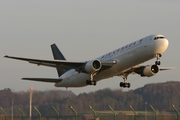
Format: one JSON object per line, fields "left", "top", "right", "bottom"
{"left": 0, "top": 81, "right": 180, "bottom": 117}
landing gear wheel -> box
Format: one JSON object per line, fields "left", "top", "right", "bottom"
{"left": 126, "top": 83, "right": 131, "bottom": 88}
{"left": 86, "top": 80, "right": 90, "bottom": 85}
{"left": 91, "top": 81, "right": 96, "bottom": 86}
{"left": 86, "top": 72, "right": 97, "bottom": 86}
{"left": 120, "top": 73, "right": 130, "bottom": 88}
{"left": 155, "top": 61, "right": 161, "bottom": 65}
{"left": 86, "top": 80, "right": 96, "bottom": 86}
{"left": 120, "top": 82, "right": 124, "bottom": 87}
{"left": 119, "top": 82, "right": 131, "bottom": 88}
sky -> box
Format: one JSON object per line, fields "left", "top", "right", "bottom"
{"left": 0, "top": 0, "right": 179, "bottom": 95}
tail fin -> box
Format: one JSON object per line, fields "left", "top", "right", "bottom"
{"left": 51, "top": 44, "right": 66, "bottom": 60}
{"left": 51, "top": 44, "right": 67, "bottom": 77}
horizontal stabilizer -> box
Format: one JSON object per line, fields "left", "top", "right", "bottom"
{"left": 22, "top": 78, "right": 62, "bottom": 83}
{"left": 160, "top": 67, "right": 175, "bottom": 71}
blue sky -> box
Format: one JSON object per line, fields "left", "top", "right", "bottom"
{"left": 0, "top": 0, "right": 179, "bottom": 94}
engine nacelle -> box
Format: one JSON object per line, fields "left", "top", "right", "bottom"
{"left": 142, "top": 65, "right": 159, "bottom": 77}
{"left": 85, "top": 60, "right": 102, "bottom": 73}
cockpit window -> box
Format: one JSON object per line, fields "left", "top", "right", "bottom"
{"left": 154, "top": 36, "right": 165, "bottom": 40}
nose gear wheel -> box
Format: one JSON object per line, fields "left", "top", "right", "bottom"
{"left": 155, "top": 53, "right": 162, "bottom": 65}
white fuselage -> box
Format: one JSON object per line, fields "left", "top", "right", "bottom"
{"left": 55, "top": 34, "right": 169, "bottom": 87}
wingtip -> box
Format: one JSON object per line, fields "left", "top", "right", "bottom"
{"left": 4, "top": 55, "right": 8, "bottom": 58}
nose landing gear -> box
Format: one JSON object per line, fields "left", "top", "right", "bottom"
{"left": 155, "top": 53, "right": 162, "bottom": 65}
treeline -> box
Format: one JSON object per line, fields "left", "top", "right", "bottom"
{"left": 0, "top": 81, "right": 180, "bottom": 116}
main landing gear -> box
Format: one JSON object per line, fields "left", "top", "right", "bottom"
{"left": 86, "top": 73, "right": 97, "bottom": 86}
{"left": 155, "top": 53, "right": 162, "bottom": 65}
{"left": 120, "top": 82, "right": 130, "bottom": 88}
{"left": 86, "top": 80, "right": 96, "bottom": 85}
{"left": 119, "top": 73, "right": 130, "bottom": 88}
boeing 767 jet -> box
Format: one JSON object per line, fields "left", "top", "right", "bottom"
{"left": 5, "top": 34, "right": 171, "bottom": 88}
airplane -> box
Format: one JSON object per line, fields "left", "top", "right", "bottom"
{"left": 5, "top": 34, "right": 170, "bottom": 88}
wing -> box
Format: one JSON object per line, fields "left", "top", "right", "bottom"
{"left": 5, "top": 55, "right": 86, "bottom": 69}
{"left": 22, "top": 78, "right": 62, "bottom": 83}
{"left": 4, "top": 55, "right": 116, "bottom": 72}
{"left": 123, "top": 64, "right": 174, "bottom": 77}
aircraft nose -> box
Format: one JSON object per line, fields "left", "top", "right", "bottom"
{"left": 155, "top": 38, "right": 169, "bottom": 54}
{"left": 163, "top": 38, "right": 169, "bottom": 50}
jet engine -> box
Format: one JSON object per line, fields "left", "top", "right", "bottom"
{"left": 135, "top": 64, "right": 159, "bottom": 77}
{"left": 85, "top": 60, "right": 102, "bottom": 73}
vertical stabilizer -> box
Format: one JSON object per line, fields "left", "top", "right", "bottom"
{"left": 51, "top": 44, "right": 67, "bottom": 77}
{"left": 51, "top": 44, "right": 66, "bottom": 60}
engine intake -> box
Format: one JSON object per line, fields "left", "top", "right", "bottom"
{"left": 85, "top": 60, "right": 102, "bottom": 73}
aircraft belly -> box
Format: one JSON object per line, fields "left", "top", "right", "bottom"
{"left": 55, "top": 73, "right": 89, "bottom": 87}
